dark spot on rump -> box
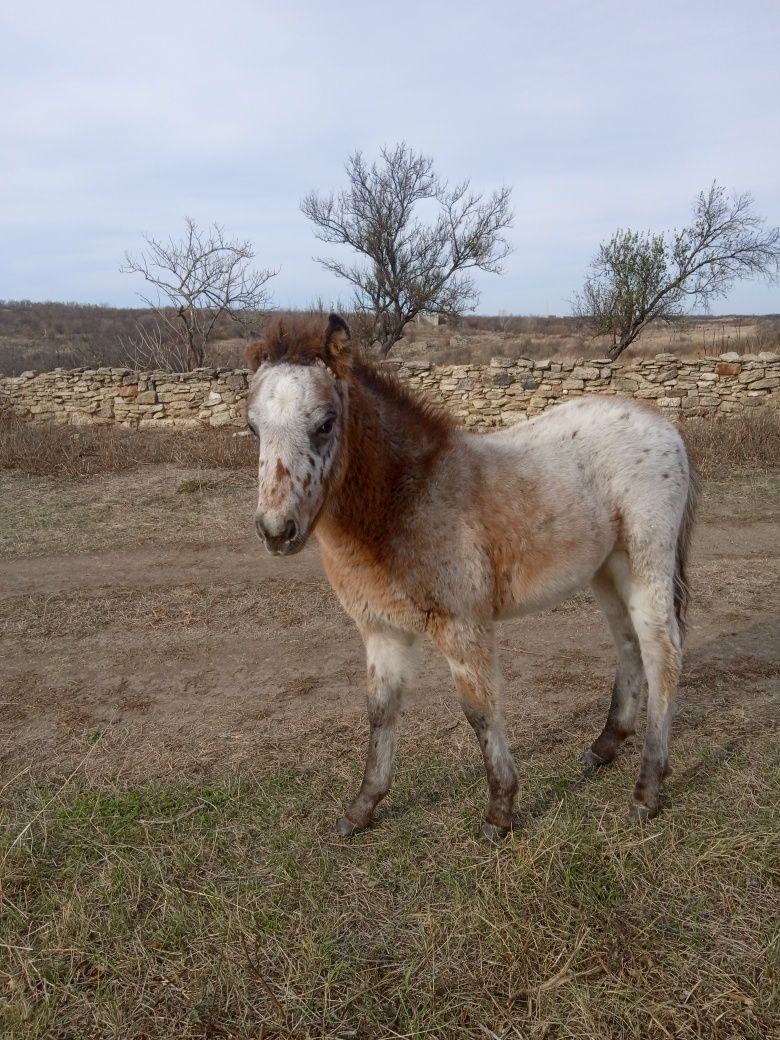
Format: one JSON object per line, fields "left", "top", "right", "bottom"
{"left": 613, "top": 509, "right": 625, "bottom": 545}
{"left": 275, "top": 459, "right": 288, "bottom": 481}
{"left": 662, "top": 472, "right": 669, "bottom": 479}
{"left": 571, "top": 430, "right": 578, "bottom": 439}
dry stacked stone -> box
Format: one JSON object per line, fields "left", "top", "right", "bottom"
{"left": 2, "top": 352, "right": 778, "bottom": 430}
{"left": 388, "top": 351, "right": 779, "bottom": 427}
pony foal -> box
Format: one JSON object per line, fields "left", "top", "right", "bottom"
{"left": 246, "top": 314, "right": 697, "bottom": 840}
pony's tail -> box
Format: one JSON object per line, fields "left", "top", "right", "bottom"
{"left": 674, "top": 462, "right": 699, "bottom": 638}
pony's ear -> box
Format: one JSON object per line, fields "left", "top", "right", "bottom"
{"left": 323, "top": 313, "right": 351, "bottom": 367}
{"left": 244, "top": 341, "right": 265, "bottom": 372}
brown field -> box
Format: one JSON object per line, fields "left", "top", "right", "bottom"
{"left": 400, "top": 313, "right": 780, "bottom": 366}
{"left": 0, "top": 417, "right": 778, "bottom": 1038}
{"left": 1, "top": 301, "right": 779, "bottom": 375}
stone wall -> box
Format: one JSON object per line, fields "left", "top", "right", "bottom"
{"left": 2, "top": 352, "right": 778, "bottom": 430}
{"left": 394, "top": 351, "right": 780, "bottom": 426}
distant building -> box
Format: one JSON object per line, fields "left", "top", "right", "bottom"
{"left": 415, "top": 313, "right": 447, "bottom": 328}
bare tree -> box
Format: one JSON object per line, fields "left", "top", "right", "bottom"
{"left": 301, "top": 143, "right": 513, "bottom": 356}
{"left": 121, "top": 218, "right": 277, "bottom": 369}
{"left": 573, "top": 184, "right": 780, "bottom": 360}
{"left": 117, "top": 321, "right": 191, "bottom": 372}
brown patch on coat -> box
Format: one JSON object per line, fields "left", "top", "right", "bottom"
{"left": 318, "top": 534, "right": 432, "bottom": 633}
{"left": 474, "top": 468, "right": 577, "bottom": 617}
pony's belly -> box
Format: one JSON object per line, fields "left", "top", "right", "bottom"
{"left": 494, "top": 576, "right": 584, "bottom": 619}
{"left": 493, "top": 546, "right": 608, "bottom": 620}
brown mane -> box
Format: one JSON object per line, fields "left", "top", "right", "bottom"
{"left": 351, "top": 357, "right": 457, "bottom": 442}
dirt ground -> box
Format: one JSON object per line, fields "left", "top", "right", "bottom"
{"left": 0, "top": 466, "right": 778, "bottom": 786}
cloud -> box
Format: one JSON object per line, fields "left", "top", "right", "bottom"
{"left": 1, "top": 0, "right": 778, "bottom": 313}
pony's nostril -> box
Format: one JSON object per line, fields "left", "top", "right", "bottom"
{"left": 255, "top": 517, "right": 270, "bottom": 541}
{"left": 284, "top": 519, "right": 298, "bottom": 543}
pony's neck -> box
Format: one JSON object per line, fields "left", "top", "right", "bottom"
{"left": 317, "top": 367, "right": 451, "bottom": 552}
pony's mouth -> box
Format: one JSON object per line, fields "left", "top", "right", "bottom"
{"left": 262, "top": 533, "right": 308, "bottom": 557}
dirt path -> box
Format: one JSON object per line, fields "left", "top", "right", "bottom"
{"left": 1, "top": 473, "right": 778, "bottom": 782}
{"left": 0, "top": 537, "right": 324, "bottom": 595}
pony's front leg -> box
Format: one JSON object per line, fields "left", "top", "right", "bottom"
{"left": 433, "top": 623, "right": 518, "bottom": 841}
{"left": 336, "top": 627, "right": 420, "bottom": 838}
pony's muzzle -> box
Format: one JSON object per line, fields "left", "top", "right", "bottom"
{"left": 255, "top": 514, "right": 303, "bottom": 556}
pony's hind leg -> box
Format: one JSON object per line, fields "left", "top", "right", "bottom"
{"left": 584, "top": 554, "right": 645, "bottom": 770}
{"left": 336, "top": 627, "right": 420, "bottom": 838}
{"left": 624, "top": 576, "right": 682, "bottom": 822}
{"left": 433, "top": 623, "right": 518, "bottom": 841}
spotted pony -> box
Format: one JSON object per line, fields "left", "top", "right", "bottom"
{"left": 245, "top": 314, "right": 697, "bottom": 839}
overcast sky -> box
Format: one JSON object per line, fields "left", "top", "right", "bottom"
{"left": 2, "top": 0, "right": 779, "bottom": 314}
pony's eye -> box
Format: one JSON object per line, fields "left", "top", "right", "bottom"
{"left": 247, "top": 420, "right": 259, "bottom": 439}
{"left": 317, "top": 417, "right": 335, "bottom": 437}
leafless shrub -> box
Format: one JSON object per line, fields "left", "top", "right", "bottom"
{"left": 121, "top": 218, "right": 277, "bottom": 369}
{"left": 743, "top": 317, "right": 780, "bottom": 354}
{"left": 496, "top": 310, "right": 520, "bottom": 339}
{"left": 117, "top": 320, "right": 191, "bottom": 372}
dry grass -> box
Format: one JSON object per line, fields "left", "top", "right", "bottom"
{"left": 3, "top": 403, "right": 780, "bottom": 485}
{"left": 681, "top": 411, "right": 780, "bottom": 478}
{"left": 4, "top": 307, "right": 778, "bottom": 375}
{"left": 0, "top": 728, "right": 777, "bottom": 1040}
{"left": 400, "top": 315, "right": 780, "bottom": 366}
{"left": 0, "top": 467, "right": 256, "bottom": 558}
{"left": 0, "top": 423, "right": 778, "bottom": 1037}
{"left": 4, "top": 554, "right": 774, "bottom": 647}
{"left": 0, "top": 411, "right": 256, "bottom": 478}
{"left": 0, "top": 579, "right": 339, "bottom": 640}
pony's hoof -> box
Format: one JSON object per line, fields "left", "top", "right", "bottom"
{"left": 335, "top": 816, "right": 359, "bottom": 838}
{"left": 582, "top": 749, "right": 606, "bottom": 772}
{"left": 480, "top": 821, "right": 510, "bottom": 843}
{"left": 628, "top": 802, "right": 657, "bottom": 824}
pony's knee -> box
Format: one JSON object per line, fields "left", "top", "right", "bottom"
{"left": 449, "top": 655, "right": 503, "bottom": 712}
{"left": 365, "top": 630, "right": 419, "bottom": 696}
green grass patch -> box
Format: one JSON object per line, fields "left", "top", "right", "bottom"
{"left": 1, "top": 736, "right": 777, "bottom": 1039}
{"left": 176, "top": 478, "right": 214, "bottom": 494}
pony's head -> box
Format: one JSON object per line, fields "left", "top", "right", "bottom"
{"left": 245, "top": 313, "right": 352, "bottom": 555}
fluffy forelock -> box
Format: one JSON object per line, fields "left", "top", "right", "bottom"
{"left": 245, "top": 317, "right": 345, "bottom": 374}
